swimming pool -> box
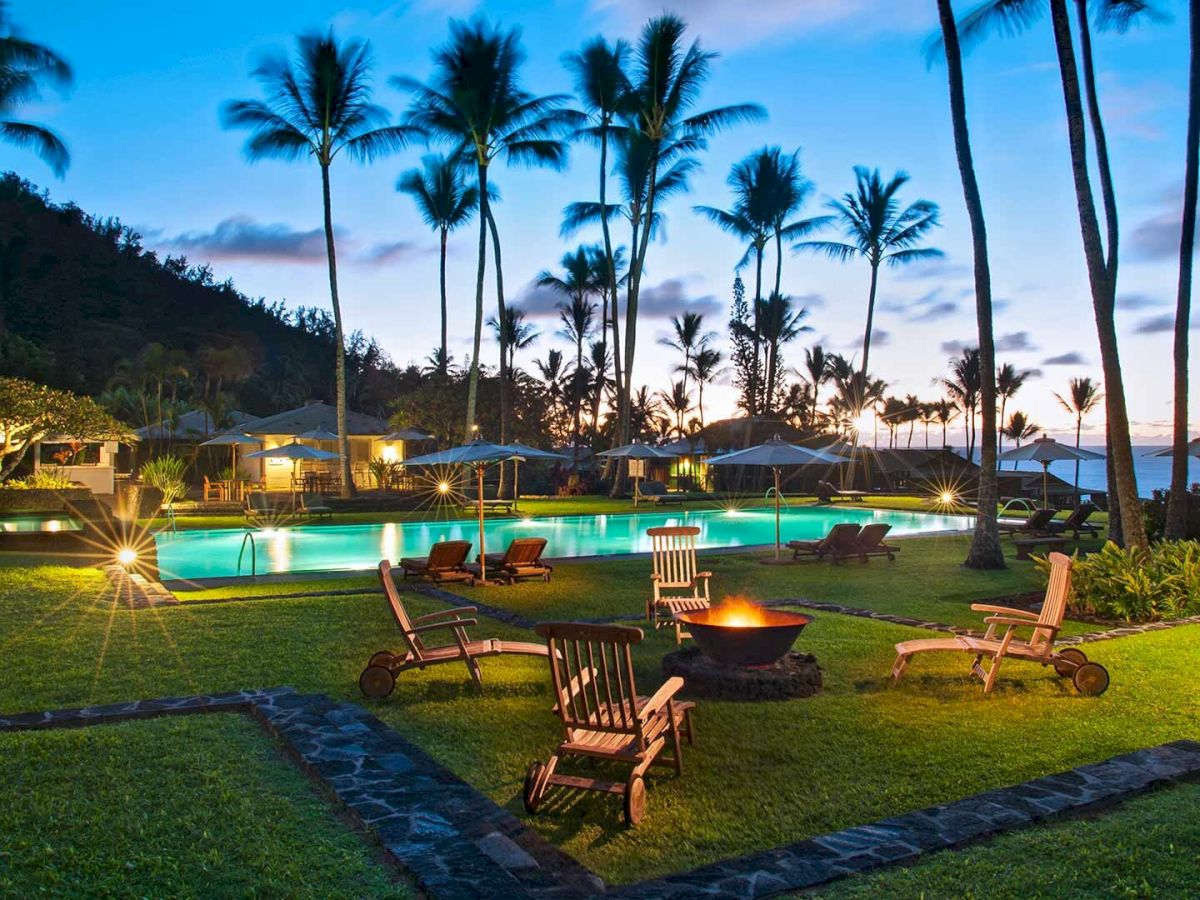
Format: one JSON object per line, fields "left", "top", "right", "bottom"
{"left": 154, "top": 506, "right": 972, "bottom": 581}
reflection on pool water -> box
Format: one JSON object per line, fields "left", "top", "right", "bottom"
{"left": 0, "top": 514, "right": 82, "bottom": 534}
{"left": 155, "top": 506, "right": 972, "bottom": 581}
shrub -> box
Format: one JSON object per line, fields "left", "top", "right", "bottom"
{"left": 139, "top": 455, "right": 188, "bottom": 507}
{"left": 1143, "top": 483, "right": 1200, "bottom": 541}
{"left": 1040, "top": 540, "right": 1200, "bottom": 622}
{"left": 2, "top": 468, "right": 74, "bottom": 489}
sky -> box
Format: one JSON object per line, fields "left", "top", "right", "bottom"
{"left": 5, "top": 0, "right": 1197, "bottom": 444}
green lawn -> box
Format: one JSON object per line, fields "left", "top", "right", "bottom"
{"left": 0, "top": 714, "right": 410, "bottom": 897}
{"left": 1, "top": 541, "right": 1195, "bottom": 889}
{"left": 817, "top": 782, "right": 1200, "bottom": 898}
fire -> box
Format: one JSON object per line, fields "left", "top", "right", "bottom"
{"left": 709, "top": 596, "right": 769, "bottom": 628}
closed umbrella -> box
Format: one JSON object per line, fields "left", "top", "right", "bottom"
{"left": 998, "top": 434, "right": 1104, "bottom": 508}
{"left": 706, "top": 436, "right": 844, "bottom": 562}
{"left": 597, "top": 442, "right": 678, "bottom": 502}
{"left": 401, "top": 438, "right": 568, "bottom": 582}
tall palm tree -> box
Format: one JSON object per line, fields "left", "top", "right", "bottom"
{"left": 616, "top": 13, "right": 765, "bottom": 478}
{"left": 223, "top": 31, "right": 416, "bottom": 497}
{"left": 941, "top": 348, "right": 982, "bottom": 461}
{"left": 1003, "top": 411, "right": 1040, "bottom": 463}
{"left": 538, "top": 250, "right": 597, "bottom": 467}
{"left": 687, "top": 345, "right": 724, "bottom": 430}
{"left": 534, "top": 349, "right": 567, "bottom": 441}
{"left": 795, "top": 167, "right": 942, "bottom": 380}
{"left": 658, "top": 311, "right": 714, "bottom": 395}
{"left": 933, "top": 398, "right": 960, "bottom": 448}
{"left": 396, "top": 154, "right": 479, "bottom": 374}
{"left": 995, "top": 363, "right": 1031, "bottom": 455}
{"left": 934, "top": 0, "right": 1004, "bottom": 568}
{"left": 585, "top": 339, "right": 612, "bottom": 439}
{"left": 487, "top": 306, "right": 539, "bottom": 381}
{"left": 1054, "top": 376, "right": 1103, "bottom": 500}
{"left": 658, "top": 380, "right": 692, "bottom": 437}
{"left": 1169, "top": 0, "right": 1199, "bottom": 540}
{"left": 804, "top": 346, "right": 831, "bottom": 430}
{"left": 0, "top": 5, "right": 71, "bottom": 177}
{"left": 564, "top": 37, "right": 632, "bottom": 413}
{"left": 398, "top": 18, "right": 577, "bottom": 444}
{"left": 757, "top": 293, "right": 810, "bottom": 416}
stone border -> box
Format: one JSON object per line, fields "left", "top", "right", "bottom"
{"left": 102, "top": 564, "right": 179, "bottom": 609}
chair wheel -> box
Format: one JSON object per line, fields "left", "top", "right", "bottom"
{"left": 368, "top": 650, "right": 395, "bottom": 669}
{"left": 624, "top": 774, "right": 646, "bottom": 827}
{"left": 1054, "top": 647, "right": 1087, "bottom": 677}
{"left": 359, "top": 665, "right": 395, "bottom": 699}
{"left": 523, "top": 762, "right": 545, "bottom": 814}
{"left": 1073, "top": 662, "right": 1110, "bottom": 696}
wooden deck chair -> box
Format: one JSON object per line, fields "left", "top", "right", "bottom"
{"left": 997, "top": 507, "right": 1058, "bottom": 537}
{"left": 647, "top": 526, "right": 712, "bottom": 643}
{"left": 787, "top": 523, "right": 862, "bottom": 562}
{"left": 1046, "top": 503, "right": 1101, "bottom": 539}
{"left": 398, "top": 540, "right": 475, "bottom": 585}
{"left": 854, "top": 523, "right": 900, "bottom": 561}
{"left": 890, "top": 552, "right": 1110, "bottom": 695}
{"left": 523, "top": 622, "right": 695, "bottom": 827}
{"left": 202, "top": 476, "right": 224, "bottom": 502}
{"left": 481, "top": 537, "right": 553, "bottom": 583}
{"left": 243, "top": 491, "right": 276, "bottom": 523}
{"left": 299, "top": 492, "right": 333, "bottom": 520}
{"left": 359, "top": 560, "right": 550, "bottom": 697}
{"left": 817, "top": 480, "right": 864, "bottom": 502}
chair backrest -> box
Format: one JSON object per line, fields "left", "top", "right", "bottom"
{"left": 648, "top": 526, "right": 700, "bottom": 587}
{"left": 427, "top": 540, "right": 472, "bottom": 572}
{"left": 1028, "top": 507, "right": 1058, "bottom": 529}
{"left": 246, "top": 491, "right": 270, "bottom": 512}
{"left": 823, "top": 523, "right": 862, "bottom": 553}
{"left": 856, "top": 522, "right": 892, "bottom": 550}
{"left": 639, "top": 480, "right": 667, "bottom": 497}
{"left": 1063, "top": 503, "right": 1096, "bottom": 528}
{"left": 301, "top": 492, "right": 325, "bottom": 509}
{"left": 1032, "top": 551, "right": 1072, "bottom": 650}
{"left": 377, "top": 560, "right": 425, "bottom": 658}
{"left": 504, "top": 537, "right": 547, "bottom": 567}
{"left": 534, "top": 621, "right": 646, "bottom": 743}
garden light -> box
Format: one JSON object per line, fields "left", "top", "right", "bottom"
{"left": 438, "top": 481, "right": 450, "bottom": 494}
{"left": 117, "top": 547, "right": 138, "bottom": 567}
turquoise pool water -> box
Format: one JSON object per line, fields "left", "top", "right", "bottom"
{"left": 154, "top": 506, "right": 972, "bottom": 581}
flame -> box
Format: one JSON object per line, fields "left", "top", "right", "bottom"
{"left": 709, "top": 595, "right": 769, "bottom": 628}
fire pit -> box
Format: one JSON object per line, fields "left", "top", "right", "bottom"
{"left": 664, "top": 598, "right": 822, "bottom": 701}
{"left": 676, "top": 597, "right": 812, "bottom": 667}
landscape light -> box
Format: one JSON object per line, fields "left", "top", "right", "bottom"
{"left": 940, "top": 491, "right": 956, "bottom": 505}
{"left": 438, "top": 481, "right": 450, "bottom": 494}
{"left": 117, "top": 547, "right": 138, "bottom": 567}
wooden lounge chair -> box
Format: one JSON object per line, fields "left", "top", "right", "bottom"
{"left": 997, "top": 507, "right": 1058, "bottom": 537}
{"left": 202, "top": 476, "right": 224, "bottom": 502}
{"left": 298, "top": 492, "right": 333, "bottom": 520}
{"left": 637, "top": 480, "right": 684, "bottom": 505}
{"left": 523, "top": 621, "right": 695, "bottom": 827}
{"left": 481, "top": 537, "right": 553, "bottom": 583}
{"left": 787, "top": 523, "right": 862, "bottom": 562}
{"left": 243, "top": 491, "right": 277, "bottom": 523}
{"left": 1046, "top": 502, "right": 1102, "bottom": 539}
{"left": 398, "top": 540, "right": 475, "bottom": 585}
{"left": 890, "top": 552, "right": 1110, "bottom": 695}
{"left": 359, "top": 560, "right": 550, "bottom": 696}
{"left": 647, "top": 526, "right": 712, "bottom": 643}
{"left": 817, "top": 480, "right": 865, "bottom": 503}
{"left": 462, "top": 497, "right": 515, "bottom": 514}
{"left": 855, "top": 523, "right": 900, "bottom": 561}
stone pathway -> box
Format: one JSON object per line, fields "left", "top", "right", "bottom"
{"left": 102, "top": 564, "right": 179, "bottom": 609}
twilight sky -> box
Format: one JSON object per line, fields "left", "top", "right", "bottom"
{"left": 6, "top": 0, "right": 1196, "bottom": 443}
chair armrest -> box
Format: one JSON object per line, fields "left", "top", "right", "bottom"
{"left": 639, "top": 676, "right": 685, "bottom": 721}
{"left": 984, "top": 615, "right": 1047, "bottom": 628}
{"left": 413, "top": 606, "right": 477, "bottom": 623}
{"left": 407, "top": 618, "right": 477, "bottom": 635}
{"left": 971, "top": 604, "right": 1038, "bottom": 618}
{"left": 650, "top": 573, "right": 662, "bottom": 582}
{"left": 695, "top": 571, "right": 714, "bottom": 580}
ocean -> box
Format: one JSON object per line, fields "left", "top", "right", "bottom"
{"left": 956, "top": 445, "right": 1200, "bottom": 497}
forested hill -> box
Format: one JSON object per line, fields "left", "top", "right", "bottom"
{"left": 0, "top": 173, "right": 406, "bottom": 421}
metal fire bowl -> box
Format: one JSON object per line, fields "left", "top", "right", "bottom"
{"left": 677, "top": 608, "right": 813, "bottom": 667}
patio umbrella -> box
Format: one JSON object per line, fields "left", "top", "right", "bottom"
{"left": 245, "top": 441, "right": 340, "bottom": 494}
{"left": 1148, "top": 437, "right": 1200, "bottom": 458}
{"left": 706, "top": 436, "right": 844, "bottom": 562}
{"left": 198, "top": 432, "right": 261, "bottom": 473}
{"left": 401, "top": 438, "right": 568, "bottom": 582}
{"left": 998, "top": 434, "right": 1104, "bottom": 508}
{"left": 381, "top": 427, "right": 435, "bottom": 442}
{"left": 597, "top": 442, "right": 677, "bottom": 501}
{"left": 295, "top": 428, "right": 341, "bottom": 443}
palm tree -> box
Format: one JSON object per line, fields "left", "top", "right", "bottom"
{"left": 0, "top": 5, "right": 72, "bottom": 176}
{"left": 881, "top": 396, "right": 906, "bottom": 449}
{"left": 398, "top": 18, "right": 577, "bottom": 445}
{"left": 1003, "top": 412, "right": 1040, "bottom": 463}
{"left": 658, "top": 380, "right": 692, "bottom": 437}
{"left": 804, "top": 346, "right": 831, "bottom": 430}
{"left": 396, "top": 154, "right": 478, "bottom": 374}
{"left": 995, "top": 363, "right": 1031, "bottom": 456}
{"left": 757, "top": 293, "right": 810, "bottom": 416}
{"left": 1054, "top": 376, "right": 1103, "bottom": 500}
{"left": 687, "top": 345, "right": 724, "bottom": 430}
{"left": 585, "top": 339, "right": 612, "bottom": 438}
{"left": 933, "top": 398, "right": 960, "bottom": 448}
{"left": 616, "top": 13, "right": 765, "bottom": 476}
{"left": 487, "top": 306, "right": 539, "bottom": 381}
{"left": 934, "top": 0, "right": 1004, "bottom": 567}
{"left": 224, "top": 31, "right": 416, "bottom": 497}
{"left": 941, "top": 348, "right": 981, "bottom": 460}
{"left": 563, "top": 37, "right": 632, "bottom": 413}
{"left": 658, "top": 311, "right": 714, "bottom": 395}
{"left": 795, "top": 167, "right": 942, "bottom": 380}
{"left": 534, "top": 349, "right": 567, "bottom": 441}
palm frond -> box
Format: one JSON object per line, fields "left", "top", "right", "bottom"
{"left": 0, "top": 119, "right": 68, "bottom": 176}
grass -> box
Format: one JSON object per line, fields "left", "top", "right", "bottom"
{"left": 1, "top": 540, "right": 1195, "bottom": 888}
{"left": 0, "top": 714, "right": 410, "bottom": 897}
{"left": 816, "top": 782, "right": 1200, "bottom": 898}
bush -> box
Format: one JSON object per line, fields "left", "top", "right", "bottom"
{"left": 2, "top": 468, "right": 73, "bottom": 489}
{"left": 139, "top": 455, "right": 187, "bottom": 507}
{"left": 1041, "top": 540, "right": 1200, "bottom": 622}
{"left": 1144, "top": 483, "right": 1200, "bottom": 541}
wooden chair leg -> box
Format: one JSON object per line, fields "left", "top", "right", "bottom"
{"left": 667, "top": 703, "right": 683, "bottom": 775}
{"left": 983, "top": 654, "right": 1002, "bottom": 694}
{"left": 465, "top": 654, "right": 484, "bottom": 691}
{"left": 890, "top": 653, "right": 909, "bottom": 682}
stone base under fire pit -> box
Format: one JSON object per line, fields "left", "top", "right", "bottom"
{"left": 663, "top": 646, "right": 822, "bottom": 701}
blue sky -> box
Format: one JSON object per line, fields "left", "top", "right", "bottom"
{"left": 5, "top": 0, "right": 1195, "bottom": 442}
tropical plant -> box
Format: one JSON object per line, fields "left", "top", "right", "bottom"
{"left": 940, "top": 348, "right": 981, "bottom": 459}
{"left": 1041, "top": 540, "right": 1200, "bottom": 622}
{"left": 487, "top": 306, "right": 539, "bottom": 381}
{"left": 139, "top": 455, "right": 187, "bottom": 508}
{"left": 932, "top": 398, "right": 960, "bottom": 448}
{"left": 657, "top": 380, "right": 692, "bottom": 437}
{"left": 757, "top": 293, "right": 810, "bottom": 416}
{"left": 223, "top": 31, "right": 416, "bottom": 496}
{"left": 687, "top": 345, "right": 724, "bottom": 430}
{"left": 366, "top": 456, "right": 402, "bottom": 492}
{"left": 1002, "top": 411, "right": 1039, "bottom": 464}
{"left": 804, "top": 346, "right": 831, "bottom": 429}
{"left": 996, "top": 363, "right": 1031, "bottom": 455}
{"left": 2, "top": 469, "right": 72, "bottom": 489}
{"left": 399, "top": 18, "right": 576, "bottom": 450}
{"left": 397, "top": 154, "right": 479, "bottom": 373}
{"left": 659, "top": 311, "right": 715, "bottom": 396}
{"left": 1054, "top": 376, "right": 1103, "bottom": 498}
{"left": 0, "top": 4, "right": 72, "bottom": 176}
{"left": 795, "top": 166, "right": 942, "bottom": 380}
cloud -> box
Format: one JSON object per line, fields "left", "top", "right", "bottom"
{"left": 1128, "top": 210, "right": 1180, "bottom": 261}
{"left": 513, "top": 282, "right": 570, "bottom": 319}
{"left": 1133, "top": 313, "right": 1198, "bottom": 335}
{"left": 995, "top": 331, "right": 1036, "bottom": 353}
{"left": 846, "top": 329, "right": 890, "bottom": 350}
{"left": 877, "top": 287, "right": 961, "bottom": 322}
{"left": 908, "top": 301, "right": 959, "bottom": 323}
{"left": 1116, "top": 292, "right": 1166, "bottom": 310}
{"left": 893, "top": 257, "right": 972, "bottom": 282}
{"left": 940, "top": 339, "right": 972, "bottom": 355}
{"left": 1042, "top": 352, "right": 1087, "bottom": 366}
{"left": 164, "top": 216, "right": 330, "bottom": 263}
{"left": 792, "top": 292, "right": 826, "bottom": 310}
{"left": 637, "top": 278, "right": 724, "bottom": 319}
{"left": 357, "top": 240, "right": 429, "bottom": 266}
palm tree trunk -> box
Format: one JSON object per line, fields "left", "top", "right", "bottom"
{"left": 749, "top": 244, "right": 764, "bottom": 419}
{"left": 321, "top": 163, "right": 355, "bottom": 498}
{"left": 1075, "top": 0, "right": 1119, "bottom": 280}
{"left": 485, "top": 206, "right": 512, "bottom": 497}
{"left": 773, "top": 229, "right": 784, "bottom": 299}
{"left": 438, "top": 227, "right": 449, "bottom": 374}
{"left": 860, "top": 261, "right": 879, "bottom": 379}
{"left": 1168, "top": 0, "right": 1200, "bottom": 540}
{"left": 1073, "top": 415, "right": 1083, "bottom": 501}
{"left": 599, "top": 122, "right": 623, "bottom": 413}
{"left": 1048, "top": 0, "right": 1146, "bottom": 549}
{"left": 937, "top": 0, "right": 1003, "bottom": 568}
{"left": 465, "top": 163, "right": 488, "bottom": 440}
{"left": 610, "top": 213, "right": 641, "bottom": 497}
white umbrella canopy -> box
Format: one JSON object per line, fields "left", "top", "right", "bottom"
{"left": 381, "top": 427, "right": 434, "bottom": 442}
{"left": 198, "top": 432, "right": 262, "bottom": 474}
{"left": 707, "top": 437, "right": 845, "bottom": 562}
{"left": 1149, "top": 437, "right": 1200, "bottom": 458}
{"left": 998, "top": 435, "right": 1104, "bottom": 507}
{"left": 245, "top": 442, "right": 340, "bottom": 461}
{"left": 596, "top": 442, "right": 678, "bottom": 459}
{"left": 294, "top": 428, "right": 341, "bottom": 442}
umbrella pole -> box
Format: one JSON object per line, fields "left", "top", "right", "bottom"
{"left": 514, "top": 460, "right": 520, "bottom": 513}
{"left": 477, "top": 463, "right": 487, "bottom": 583}
{"left": 774, "top": 467, "right": 781, "bottom": 561}
{"left": 1043, "top": 462, "right": 1050, "bottom": 510}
